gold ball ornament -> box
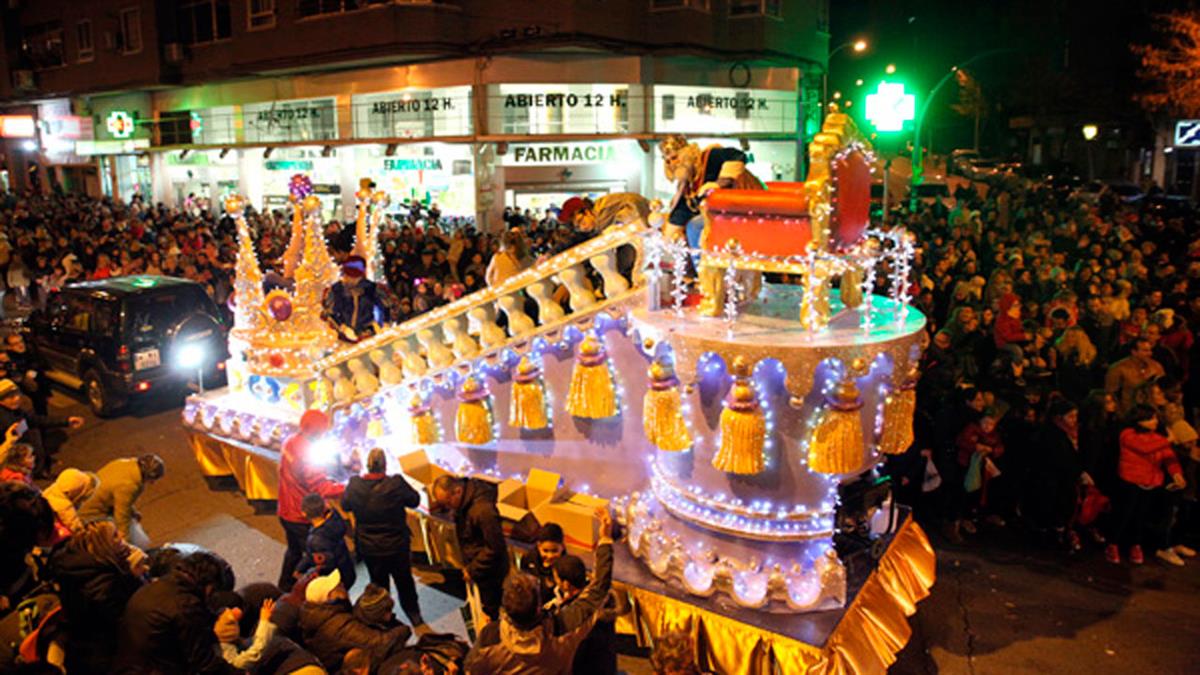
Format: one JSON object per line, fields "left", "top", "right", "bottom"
{"left": 461, "top": 376, "right": 481, "bottom": 394}
{"left": 516, "top": 357, "right": 537, "bottom": 376}
{"left": 302, "top": 195, "right": 322, "bottom": 214}
{"left": 224, "top": 194, "right": 247, "bottom": 216}
{"left": 579, "top": 336, "right": 601, "bottom": 357}
{"left": 371, "top": 191, "right": 390, "bottom": 208}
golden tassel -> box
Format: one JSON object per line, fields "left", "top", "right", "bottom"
{"left": 566, "top": 336, "right": 617, "bottom": 419}
{"left": 808, "top": 365, "right": 866, "bottom": 474}
{"left": 408, "top": 395, "right": 439, "bottom": 445}
{"left": 878, "top": 383, "right": 916, "bottom": 455}
{"left": 509, "top": 357, "right": 549, "bottom": 430}
{"left": 643, "top": 360, "right": 691, "bottom": 451}
{"left": 456, "top": 376, "right": 494, "bottom": 445}
{"left": 712, "top": 357, "right": 766, "bottom": 474}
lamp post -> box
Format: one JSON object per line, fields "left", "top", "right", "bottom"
{"left": 824, "top": 39, "right": 868, "bottom": 118}
{"left": 1082, "top": 124, "right": 1098, "bottom": 180}
{"left": 910, "top": 48, "right": 1017, "bottom": 212}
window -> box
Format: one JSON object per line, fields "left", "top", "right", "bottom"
{"left": 158, "top": 110, "right": 196, "bottom": 146}
{"left": 178, "top": 1, "right": 232, "bottom": 45}
{"left": 297, "top": 0, "right": 385, "bottom": 18}
{"left": 248, "top": 0, "right": 275, "bottom": 29}
{"left": 650, "top": 0, "right": 710, "bottom": 10}
{"left": 21, "top": 22, "right": 66, "bottom": 69}
{"left": 729, "top": 0, "right": 781, "bottom": 18}
{"left": 661, "top": 94, "right": 675, "bottom": 121}
{"left": 120, "top": 8, "right": 142, "bottom": 54}
{"left": 76, "top": 20, "right": 94, "bottom": 62}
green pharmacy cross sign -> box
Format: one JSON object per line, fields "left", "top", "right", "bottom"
{"left": 865, "top": 81, "right": 915, "bottom": 133}
{"left": 106, "top": 110, "right": 136, "bottom": 139}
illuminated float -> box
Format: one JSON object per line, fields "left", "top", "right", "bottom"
{"left": 184, "top": 109, "right": 934, "bottom": 673}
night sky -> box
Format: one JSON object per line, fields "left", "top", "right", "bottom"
{"left": 828, "top": 0, "right": 1194, "bottom": 153}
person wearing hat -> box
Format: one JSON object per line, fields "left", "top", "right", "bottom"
{"left": 78, "top": 453, "right": 166, "bottom": 548}
{"left": 298, "top": 569, "right": 410, "bottom": 672}
{"left": 558, "top": 193, "right": 654, "bottom": 236}
{"left": 0, "top": 377, "right": 83, "bottom": 479}
{"left": 277, "top": 409, "right": 345, "bottom": 592}
{"left": 324, "top": 254, "right": 389, "bottom": 342}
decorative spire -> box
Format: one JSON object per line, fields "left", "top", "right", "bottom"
{"left": 226, "top": 194, "right": 264, "bottom": 337}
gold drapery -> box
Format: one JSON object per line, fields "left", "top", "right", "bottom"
{"left": 618, "top": 516, "right": 935, "bottom": 675}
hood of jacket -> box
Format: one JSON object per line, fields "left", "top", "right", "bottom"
{"left": 499, "top": 617, "right": 549, "bottom": 656}
{"left": 457, "top": 478, "right": 498, "bottom": 519}
{"left": 46, "top": 468, "right": 99, "bottom": 505}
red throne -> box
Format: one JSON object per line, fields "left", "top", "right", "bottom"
{"left": 701, "top": 145, "right": 873, "bottom": 261}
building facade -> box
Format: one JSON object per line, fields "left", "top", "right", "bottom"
{"left": 1, "top": 0, "right": 830, "bottom": 227}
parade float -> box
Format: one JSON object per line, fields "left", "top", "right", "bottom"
{"left": 184, "top": 110, "right": 935, "bottom": 674}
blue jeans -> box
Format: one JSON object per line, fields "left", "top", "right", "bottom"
{"left": 685, "top": 215, "right": 705, "bottom": 268}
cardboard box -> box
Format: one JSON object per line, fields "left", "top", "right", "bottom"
{"left": 532, "top": 493, "right": 611, "bottom": 553}
{"left": 397, "top": 449, "right": 450, "bottom": 486}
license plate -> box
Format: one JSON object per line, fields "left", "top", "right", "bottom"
{"left": 134, "top": 349, "right": 161, "bottom": 370}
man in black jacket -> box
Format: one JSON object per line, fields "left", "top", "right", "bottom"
{"left": 430, "top": 475, "right": 508, "bottom": 621}
{"left": 113, "top": 550, "right": 237, "bottom": 674}
{"left": 342, "top": 448, "right": 426, "bottom": 631}
{"left": 0, "top": 378, "right": 82, "bottom": 478}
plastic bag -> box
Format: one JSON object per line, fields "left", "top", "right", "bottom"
{"left": 964, "top": 452, "right": 984, "bottom": 493}
{"left": 922, "top": 456, "right": 942, "bottom": 493}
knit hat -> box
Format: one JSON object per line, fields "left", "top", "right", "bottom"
{"left": 558, "top": 197, "right": 587, "bottom": 225}
{"left": 299, "top": 409, "right": 330, "bottom": 435}
{"left": 342, "top": 255, "right": 366, "bottom": 279}
{"left": 305, "top": 569, "right": 341, "bottom": 604}
{"left": 352, "top": 583, "right": 395, "bottom": 627}
{"left": 0, "top": 378, "right": 19, "bottom": 399}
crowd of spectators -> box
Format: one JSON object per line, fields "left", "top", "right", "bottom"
{"left": 882, "top": 177, "right": 1199, "bottom": 568}
{"left": 1, "top": 163, "right": 1198, "bottom": 673}
{"left": 0, "top": 191, "right": 595, "bottom": 326}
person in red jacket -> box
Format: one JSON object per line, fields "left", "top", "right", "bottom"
{"left": 993, "top": 292, "right": 1029, "bottom": 349}
{"left": 1105, "top": 405, "right": 1186, "bottom": 565}
{"left": 955, "top": 411, "right": 1006, "bottom": 533}
{"left": 278, "top": 409, "right": 346, "bottom": 591}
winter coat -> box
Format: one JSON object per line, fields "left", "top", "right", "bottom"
{"left": 298, "top": 598, "right": 410, "bottom": 671}
{"left": 1027, "top": 423, "right": 1085, "bottom": 530}
{"left": 454, "top": 479, "right": 509, "bottom": 588}
{"left": 78, "top": 457, "right": 145, "bottom": 540}
{"left": 277, "top": 419, "right": 344, "bottom": 524}
{"left": 466, "top": 542, "right": 614, "bottom": 675}
{"left": 342, "top": 473, "right": 420, "bottom": 558}
{"left": 43, "top": 468, "right": 98, "bottom": 534}
{"left": 562, "top": 586, "right": 627, "bottom": 675}
{"left": 296, "top": 510, "right": 356, "bottom": 585}
{"left": 955, "top": 422, "right": 1005, "bottom": 468}
{"left": 113, "top": 574, "right": 236, "bottom": 674}
{"left": 519, "top": 550, "right": 558, "bottom": 601}
{"left": 0, "top": 466, "right": 32, "bottom": 485}
{"left": 49, "top": 543, "right": 144, "bottom": 675}
{"left": 1117, "top": 428, "right": 1182, "bottom": 488}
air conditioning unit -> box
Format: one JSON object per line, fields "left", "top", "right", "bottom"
{"left": 164, "top": 43, "right": 184, "bottom": 64}
{"left": 12, "top": 69, "right": 34, "bottom": 90}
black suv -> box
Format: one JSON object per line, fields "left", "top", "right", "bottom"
{"left": 26, "top": 276, "right": 228, "bottom": 416}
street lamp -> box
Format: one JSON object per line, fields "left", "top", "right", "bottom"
{"left": 1082, "top": 124, "right": 1099, "bottom": 180}
{"left": 885, "top": 63, "right": 897, "bottom": 74}
{"left": 824, "top": 38, "right": 870, "bottom": 118}
{"left": 909, "top": 48, "right": 1020, "bottom": 211}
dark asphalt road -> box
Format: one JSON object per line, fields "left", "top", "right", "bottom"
{"left": 41, "top": 389, "right": 1200, "bottom": 674}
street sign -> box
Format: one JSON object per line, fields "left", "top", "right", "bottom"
{"left": 1174, "top": 120, "right": 1200, "bottom": 147}
{"left": 865, "top": 81, "right": 915, "bottom": 133}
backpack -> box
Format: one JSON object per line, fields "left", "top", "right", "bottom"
{"left": 0, "top": 586, "right": 61, "bottom": 668}
{"left": 417, "top": 632, "right": 469, "bottom": 672}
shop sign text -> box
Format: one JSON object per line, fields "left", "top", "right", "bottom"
{"left": 384, "top": 158, "right": 444, "bottom": 171}
{"left": 686, "top": 93, "right": 769, "bottom": 112}
{"left": 504, "top": 93, "right": 626, "bottom": 108}
{"left": 511, "top": 144, "right": 617, "bottom": 164}
{"left": 371, "top": 98, "right": 455, "bottom": 115}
